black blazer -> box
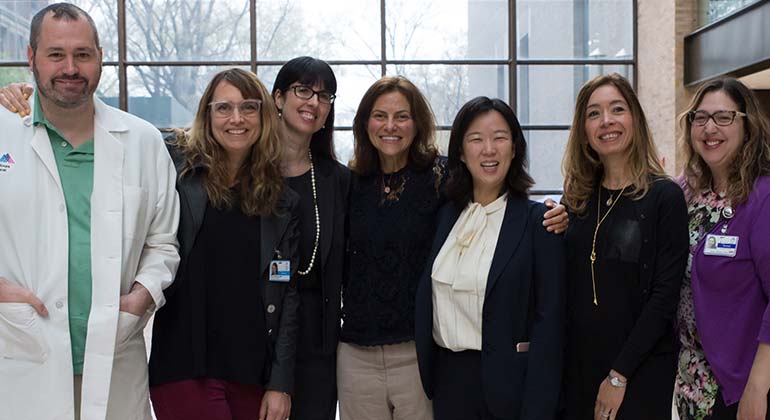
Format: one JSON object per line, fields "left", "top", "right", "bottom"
{"left": 149, "top": 145, "right": 301, "bottom": 393}
{"left": 415, "top": 196, "right": 566, "bottom": 419}
{"left": 304, "top": 156, "right": 351, "bottom": 355}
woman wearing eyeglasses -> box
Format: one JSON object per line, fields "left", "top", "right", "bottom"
{"left": 146, "top": 68, "right": 299, "bottom": 420}
{"left": 271, "top": 56, "right": 350, "bottom": 420}
{"left": 674, "top": 78, "right": 770, "bottom": 420}
{"left": 560, "top": 73, "right": 688, "bottom": 420}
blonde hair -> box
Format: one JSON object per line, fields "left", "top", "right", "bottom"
{"left": 677, "top": 77, "right": 770, "bottom": 204}
{"left": 176, "top": 68, "right": 283, "bottom": 216}
{"left": 562, "top": 73, "right": 666, "bottom": 215}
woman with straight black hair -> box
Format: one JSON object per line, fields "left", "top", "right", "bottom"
{"left": 272, "top": 56, "right": 350, "bottom": 420}
{"left": 415, "top": 96, "right": 565, "bottom": 419}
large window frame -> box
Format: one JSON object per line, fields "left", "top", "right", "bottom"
{"left": 0, "top": 0, "right": 637, "bottom": 195}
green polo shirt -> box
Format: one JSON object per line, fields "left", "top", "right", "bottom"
{"left": 33, "top": 93, "right": 94, "bottom": 375}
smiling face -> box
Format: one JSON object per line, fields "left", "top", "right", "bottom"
{"left": 690, "top": 90, "right": 746, "bottom": 181}
{"left": 461, "top": 110, "right": 514, "bottom": 200}
{"left": 366, "top": 91, "right": 415, "bottom": 172}
{"left": 584, "top": 84, "right": 634, "bottom": 162}
{"left": 210, "top": 81, "right": 261, "bottom": 161}
{"left": 29, "top": 13, "right": 102, "bottom": 109}
{"left": 274, "top": 82, "right": 331, "bottom": 140}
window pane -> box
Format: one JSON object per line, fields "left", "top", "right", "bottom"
{"left": 126, "top": 0, "right": 250, "bottom": 61}
{"left": 127, "top": 65, "right": 248, "bottom": 128}
{"left": 0, "top": 66, "right": 32, "bottom": 86}
{"left": 517, "top": 64, "right": 632, "bottom": 126}
{"left": 257, "top": 0, "right": 380, "bottom": 60}
{"left": 96, "top": 65, "right": 119, "bottom": 99}
{"left": 387, "top": 64, "right": 510, "bottom": 126}
{"left": 0, "top": 1, "right": 118, "bottom": 62}
{"left": 257, "top": 64, "right": 381, "bottom": 127}
{"left": 334, "top": 129, "right": 354, "bottom": 167}
{"left": 386, "top": 0, "right": 509, "bottom": 60}
{"left": 525, "top": 130, "right": 568, "bottom": 191}
{"left": 517, "top": 0, "right": 633, "bottom": 60}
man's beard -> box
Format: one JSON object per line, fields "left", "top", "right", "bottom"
{"left": 33, "top": 63, "right": 100, "bottom": 109}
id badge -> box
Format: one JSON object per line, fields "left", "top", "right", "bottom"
{"left": 703, "top": 234, "right": 739, "bottom": 257}
{"left": 269, "top": 260, "right": 291, "bottom": 282}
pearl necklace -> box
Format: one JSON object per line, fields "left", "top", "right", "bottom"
{"left": 297, "top": 150, "right": 320, "bottom": 276}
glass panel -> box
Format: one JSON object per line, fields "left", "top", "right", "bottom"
{"left": 334, "top": 129, "right": 354, "bottom": 167}
{"left": 517, "top": 64, "right": 632, "bottom": 126}
{"left": 387, "top": 64, "right": 510, "bottom": 126}
{"left": 257, "top": 0, "right": 380, "bottom": 60}
{"left": 386, "top": 0, "right": 509, "bottom": 60}
{"left": 126, "top": 0, "right": 250, "bottom": 61}
{"left": 436, "top": 130, "right": 450, "bottom": 156}
{"left": 127, "top": 65, "right": 248, "bottom": 128}
{"left": 698, "top": 0, "right": 760, "bottom": 26}
{"left": 257, "top": 64, "right": 381, "bottom": 127}
{"left": 517, "top": 0, "right": 633, "bottom": 60}
{"left": 525, "top": 130, "right": 568, "bottom": 191}
{"left": 0, "top": 66, "right": 32, "bottom": 87}
{"left": 95, "top": 65, "right": 119, "bottom": 100}
{"left": 0, "top": 1, "right": 118, "bottom": 62}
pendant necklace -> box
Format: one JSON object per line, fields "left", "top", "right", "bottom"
{"left": 590, "top": 185, "right": 627, "bottom": 306}
{"left": 297, "top": 150, "right": 320, "bottom": 276}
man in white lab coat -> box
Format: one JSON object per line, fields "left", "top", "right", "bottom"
{"left": 0, "top": 3, "right": 180, "bottom": 420}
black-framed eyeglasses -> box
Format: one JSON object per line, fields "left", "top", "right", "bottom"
{"left": 688, "top": 110, "right": 746, "bottom": 127}
{"left": 290, "top": 85, "right": 336, "bottom": 104}
{"left": 208, "top": 99, "right": 262, "bottom": 118}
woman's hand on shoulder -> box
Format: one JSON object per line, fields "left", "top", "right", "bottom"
{"left": 0, "top": 83, "right": 33, "bottom": 117}
{"left": 543, "top": 198, "right": 568, "bottom": 234}
{"left": 259, "top": 390, "right": 291, "bottom": 420}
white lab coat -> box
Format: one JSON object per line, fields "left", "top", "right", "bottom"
{"left": 0, "top": 97, "right": 180, "bottom": 420}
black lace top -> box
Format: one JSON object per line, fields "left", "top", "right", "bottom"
{"left": 341, "top": 157, "right": 448, "bottom": 346}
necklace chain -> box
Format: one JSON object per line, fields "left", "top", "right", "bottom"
{"left": 297, "top": 150, "right": 320, "bottom": 276}
{"left": 590, "top": 185, "right": 627, "bottom": 306}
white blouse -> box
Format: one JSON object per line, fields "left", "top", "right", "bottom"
{"left": 431, "top": 193, "right": 508, "bottom": 351}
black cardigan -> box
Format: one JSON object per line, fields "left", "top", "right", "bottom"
{"left": 149, "top": 145, "right": 301, "bottom": 393}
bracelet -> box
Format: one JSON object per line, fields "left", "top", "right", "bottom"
{"left": 607, "top": 373, "right": 627, "bottom": 388}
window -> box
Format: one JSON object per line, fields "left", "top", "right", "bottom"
{"left": 0, "top": 0, "right": 635, "bottom": 193}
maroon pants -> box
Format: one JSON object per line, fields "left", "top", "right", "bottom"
{"left": 151, "top": 378, "right": 265, "bottom": 420}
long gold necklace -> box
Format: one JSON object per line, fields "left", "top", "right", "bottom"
{"left": 590, "top": 185, "right": 627, "bottom": 306}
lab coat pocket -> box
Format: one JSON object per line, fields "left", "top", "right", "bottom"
{"left": 115, "top": 310, "right": 143, "bottom": 348}
{"left": 123, "top": 186, "right": 150, "bottom": 241}
{"left": 0, "top": 303, "right": 49, "bottom": 363}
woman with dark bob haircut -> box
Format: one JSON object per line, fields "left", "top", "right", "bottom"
{"left": 272, "top": 56, "right": 350, "bottom": 420}
{"left": 560, "top": 73, "right": 688, "bottom": 420}
{"left": 415, "top": 96, "right": 565, "bottom": 419}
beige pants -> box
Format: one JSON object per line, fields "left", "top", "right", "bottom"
{"left": 74, "top": 375, "right": 82, "bottom": 420}
{"left": 337, "top": 341, "right": 433, "bottom": 420}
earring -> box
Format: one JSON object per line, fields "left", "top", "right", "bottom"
{"left": 322, "top": 124, "right": 326, "bottom": 129}
{"left": 277, "top": 109, "right": 282, "bottom": 119}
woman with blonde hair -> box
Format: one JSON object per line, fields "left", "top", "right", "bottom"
{"left": 560, "top": 73, "right": 688, "bottom": 420}
{"left": 148, "top": 68, "right": 300, "bottom": 420}
{"left": 674, "top": 77, "right": 770, "bottom": 420}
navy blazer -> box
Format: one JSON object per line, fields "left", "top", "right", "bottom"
{"left": 415, "top": 196, "right": 566, "bottom": 419}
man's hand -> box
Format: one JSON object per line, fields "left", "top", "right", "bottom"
{"left": 118, "top": 282, "right": 154, "bottom": 316}
{"left": 0, "top": 83, "right": 34, "bottom": 117}
{"left": 543, "top": 198, "right": 569, "bottom": 234}
{"left": 259, "top": 390, "right": 291, "bottom": 420}
{"left": 0, "top": 276, "right": 48, "bottom": 317}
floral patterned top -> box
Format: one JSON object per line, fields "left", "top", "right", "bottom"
{"left": 675, "top": 189, "right": 729, "bottom": 420}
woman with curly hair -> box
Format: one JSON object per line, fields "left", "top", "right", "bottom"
{"left": 674, "top": 78, "right": 770, "bottom": 420}
{"left": 147, "top": 68, "right": 300, "bottom": 420}
{"left": 560, "top": 73, "right": 688, "bottom": 420}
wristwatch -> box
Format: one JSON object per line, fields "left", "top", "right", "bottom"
{"left": 607, "top": 373, "right": 627, "bottom": 388}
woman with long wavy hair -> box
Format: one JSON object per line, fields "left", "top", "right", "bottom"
{"left": 674, "top": 78, "right": 770, "bottom": 420}
{"left": 147, "top": 68, "right": 300, "bottom": 420}
{"left": 560, "top": 73, "right": 688, "bottom": 420}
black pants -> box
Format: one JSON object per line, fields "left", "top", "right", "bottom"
{"left": 433, "top": 347, "right": 505, "bottom": 420}
{"left": 291, "top": 291, "right": 337, "bottom": 420}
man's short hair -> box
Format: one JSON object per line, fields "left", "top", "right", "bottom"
{"left": 29, "top": 3, "right": 101, "bottom": 52}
